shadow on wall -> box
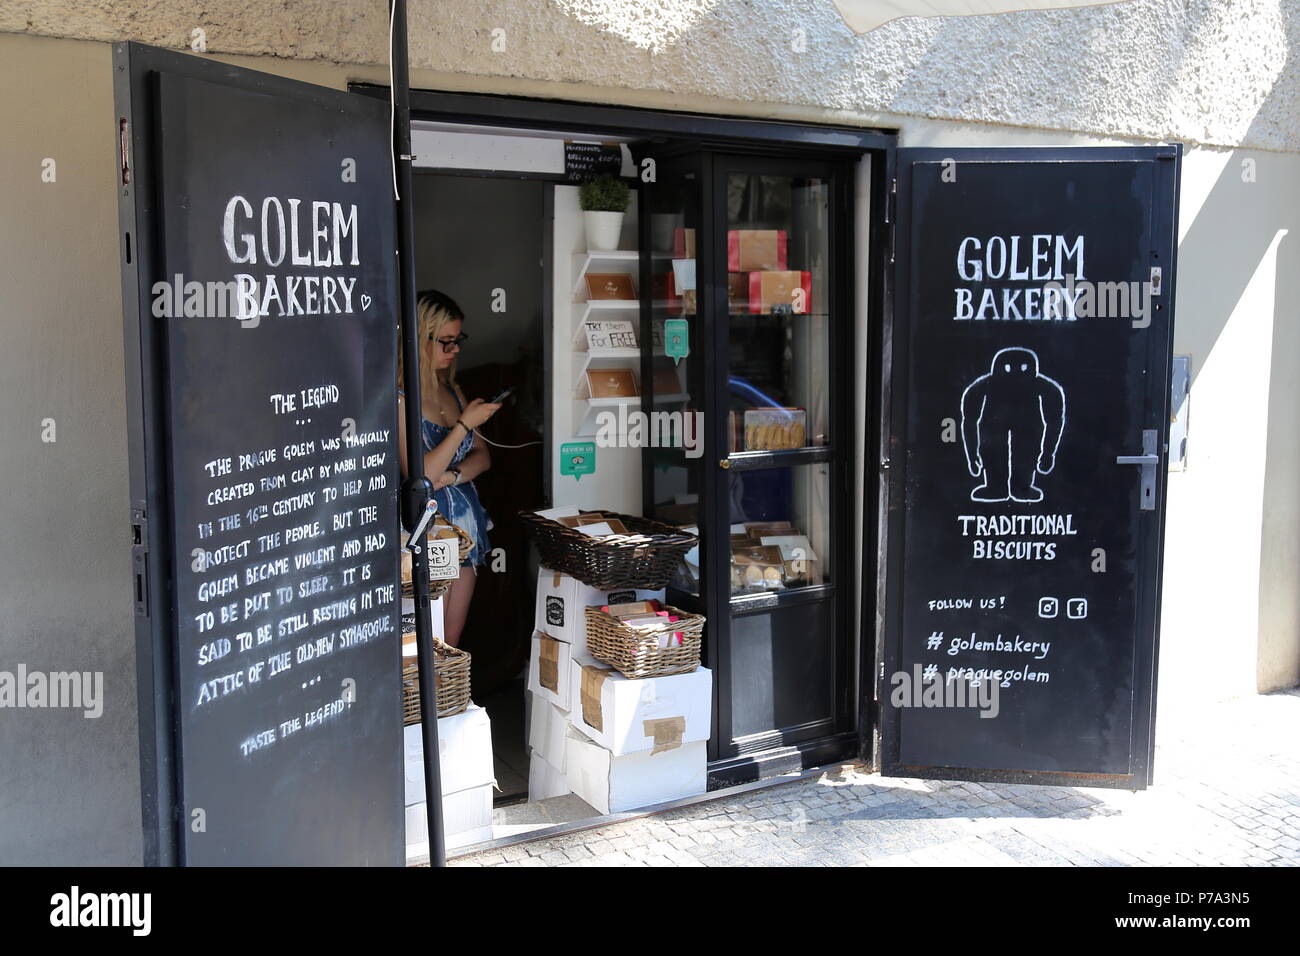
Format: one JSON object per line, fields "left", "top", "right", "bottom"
{"left": 1166, "top": 27, "right": 1300, "bottom": 694}
{"left": 1257, "top": 227, "right": 1300, "bottom": 691}
{"left": 1241, "top": 22, "right": 1299, "bottom": 695}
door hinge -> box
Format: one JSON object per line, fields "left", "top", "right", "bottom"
{"left": 1149, "top": 266, "right": 1162, "bottom": 296}
{"left": 887, "top": 177, "right": 897, "bottom": 265}
{"left": 119, "top": 117, "right": 131, "bottom": 187}
{"left": 132, "top": 508, "right": 148, "bottom": 616}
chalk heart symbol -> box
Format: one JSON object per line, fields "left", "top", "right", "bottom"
{"left": 360, "top": 293, "right": 373, "bottom": 311}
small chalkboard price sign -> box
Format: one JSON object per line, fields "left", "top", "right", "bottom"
{"left": 118, "top": 46, "right": 404, "bottom": 865}
{"left": 564, "top": 141, "right": 624, "bottom": 181}
{"left": 884, "top": 147, "right": 1179, "bottom": 789}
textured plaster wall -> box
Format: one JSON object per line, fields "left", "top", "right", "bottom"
{"left": 0, "top": 0, "right": 1297, "bottom": 152}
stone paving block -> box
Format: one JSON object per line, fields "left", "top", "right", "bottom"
{"left": 447, "top": 691, "right": 1300, "bottom": 868}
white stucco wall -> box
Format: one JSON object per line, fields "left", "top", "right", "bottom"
{"left": 2, "top": 0, "right": 1297, "bottom": 151}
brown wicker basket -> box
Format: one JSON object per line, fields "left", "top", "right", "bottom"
{"left": 519, "top": 510, "right": 697, "bottom": 589}
{"left": 584, "top": 605, "right": 704, "bottom": 679}
{"left": 401, "top": 637, "right": 472, "bottom": 724}
{"left": 401, "top": 516, "right": 473, "bottom": 599}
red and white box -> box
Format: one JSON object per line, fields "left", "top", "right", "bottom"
{"left": 747, "top": 270, "right": 812, "bottom": 314}
{"left": 727, "top": 229, "right": 787, "bottom": 271}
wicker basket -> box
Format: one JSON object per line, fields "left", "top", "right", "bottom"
{"left": 519, "top": 510, "right": 697, "bottom": 589}
{"left": 584, "top": 605, "right": 704, "bottom": 679}
{"left": 401, "top": 637, "right": 472, "bottom": 724}
{"left": 400, "top": 516, "right": 473, "bottom": 599}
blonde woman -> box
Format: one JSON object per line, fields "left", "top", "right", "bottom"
{"left": 397, "top": 289, "right": 501, "bottom": 647}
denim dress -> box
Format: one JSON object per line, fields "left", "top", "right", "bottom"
{"left": 403, "top": 389, "right": 492, "bottom": 567}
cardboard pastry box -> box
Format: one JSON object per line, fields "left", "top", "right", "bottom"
{"left": 727, "top": 272, "right": 749, "bottom": 311}
{"left": 403, "top": 704, "right": 496, "bottom": 859}
{"left": 534, "top": 568, "right": 665, "bottom": 652}
{"left": 727, "top": 229, "right": 787, "bottom": 271}
{"left": 566, "top": 727, "right": 706, "bottom": 815}
{"left": 527, "top": 630, "right": 574, "bottom": 711}
{"left": 528, "top": 754, "right": 570, "bottom": 802}
{"left": 400, "top": 595, "right": 445, "bottom": 646}
{"left": 747, "top": 270, "right": 812, "bottom": 314}
{"left": 570, "top": 653, "right": 712, "bottom": 756}
{"left": 528, "top": 688, "right": 571, "bottom": 770}
{"left": 403, "top": 703, "right": 495, "bottom": 806}
{"left": 673, "top": 227, "right": 696, "bottom": 259}
{"left": 406, "top": 786, "right": 493, "bottom": 856}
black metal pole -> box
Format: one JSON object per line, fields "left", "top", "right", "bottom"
{"left": 390, "top": 0, "right": 446, "bottom": 868}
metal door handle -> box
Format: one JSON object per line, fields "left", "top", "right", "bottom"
{"left": 1116, "top": 429, "right": 1160, "bottom": 511}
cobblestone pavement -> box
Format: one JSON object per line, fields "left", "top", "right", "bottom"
{"left": 453, "top": 690, "right": 1300, "bottom": 867}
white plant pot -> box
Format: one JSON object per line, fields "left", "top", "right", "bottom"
{"left": 584, "top": 210, "right": 625, "bottom": 251}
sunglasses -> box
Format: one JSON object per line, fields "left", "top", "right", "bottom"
{"left": 431, "top": 332, "right": 469, "bottom": 352}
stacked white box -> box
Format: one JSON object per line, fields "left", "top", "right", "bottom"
{"left": 528, "top": 562, "right": 703, "bottom": 815}
{"left": 406, "top": 788, "right": 493, "bottom": 853}
{"left": 403, "top": 704, "right": 495, "bottom": 804}
{"left": 565, "top": 727, "right": 707, "bottom": 815}
{"left": 534, "top": 567, "right": 665, "bottom": 654}
{"left": 526, "top": 689, "right": 572, "bottom": 800}
{"left": 569, "top": 654, "right": 712, "bottom": 756}
{"left": 404, "top": 704, "right": 496, "bottom": 857}
{"left": 526, "top": 630, "right": 573, "bottom": 711}
{"left": 528, "top": 754, "right": 570, "bottom": 802}
{"left": 400, "top": 594, "right": 445, "bottom": 642}
{"left": 528, "top": 688, "right": 570, "bottom": 769}
{"left": 562, "top": 654, "right": 711, "bottom": 814}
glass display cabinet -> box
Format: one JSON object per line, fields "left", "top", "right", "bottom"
{"left": 641, "top": 147, "right": 857, "bottom": 784}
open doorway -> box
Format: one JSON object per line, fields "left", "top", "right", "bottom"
{"left": 394, "top": 106, "right": 880, "bottom": 861}
{"left": 405, "top": 127, "right": 656, "bottom": 849}
{"left": 411, "top": 172, "right": 547, "bottom": 804}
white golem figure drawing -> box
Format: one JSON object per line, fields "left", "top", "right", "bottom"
{"left": 959, "top": 347, "right": 1066, "bottom": 503}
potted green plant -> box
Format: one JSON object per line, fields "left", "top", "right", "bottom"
{"left": 579, "top": 175, "right": 631, "bottom": 251}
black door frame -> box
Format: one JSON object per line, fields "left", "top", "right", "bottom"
{"left": 879, "top": 145, "right": 1181, "bottom": 789}
{"left": 349, "top": 86, "right": 899, "bottom": 783}
{"left": 702, "top": 151, "right": 856, "bottom": 782}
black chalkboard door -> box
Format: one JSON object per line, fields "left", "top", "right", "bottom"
{"left": 880, "top": 146, "right": 1180, "bottom": 789}
{"left": 117, "top": 43, "right": 403, "bottom": 864}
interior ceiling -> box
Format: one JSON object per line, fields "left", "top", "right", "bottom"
{"left": 410, "top": 119, "right": 636, "bottom": 143}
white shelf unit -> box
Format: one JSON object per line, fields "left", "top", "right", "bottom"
{"left": 569, "top": 244, "right": 642, "bottom": 438}
{"left": 550, "top": 186, "right": 642, "bottom": 511}
{"left": 569, "top": 299, "right": 640, "bottom": 345}
{"left": 571, "top": 395, "right": 640, "bottom": 439}
{"left": 572, "top": 347, "right": 641, "bottom": 391}
{"left": 570, "top": 250, "right": 640, "bottom": 296}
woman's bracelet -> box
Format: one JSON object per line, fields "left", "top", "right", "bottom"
{"left": 454, "top": 419, "right": 469, "bottom": 435}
